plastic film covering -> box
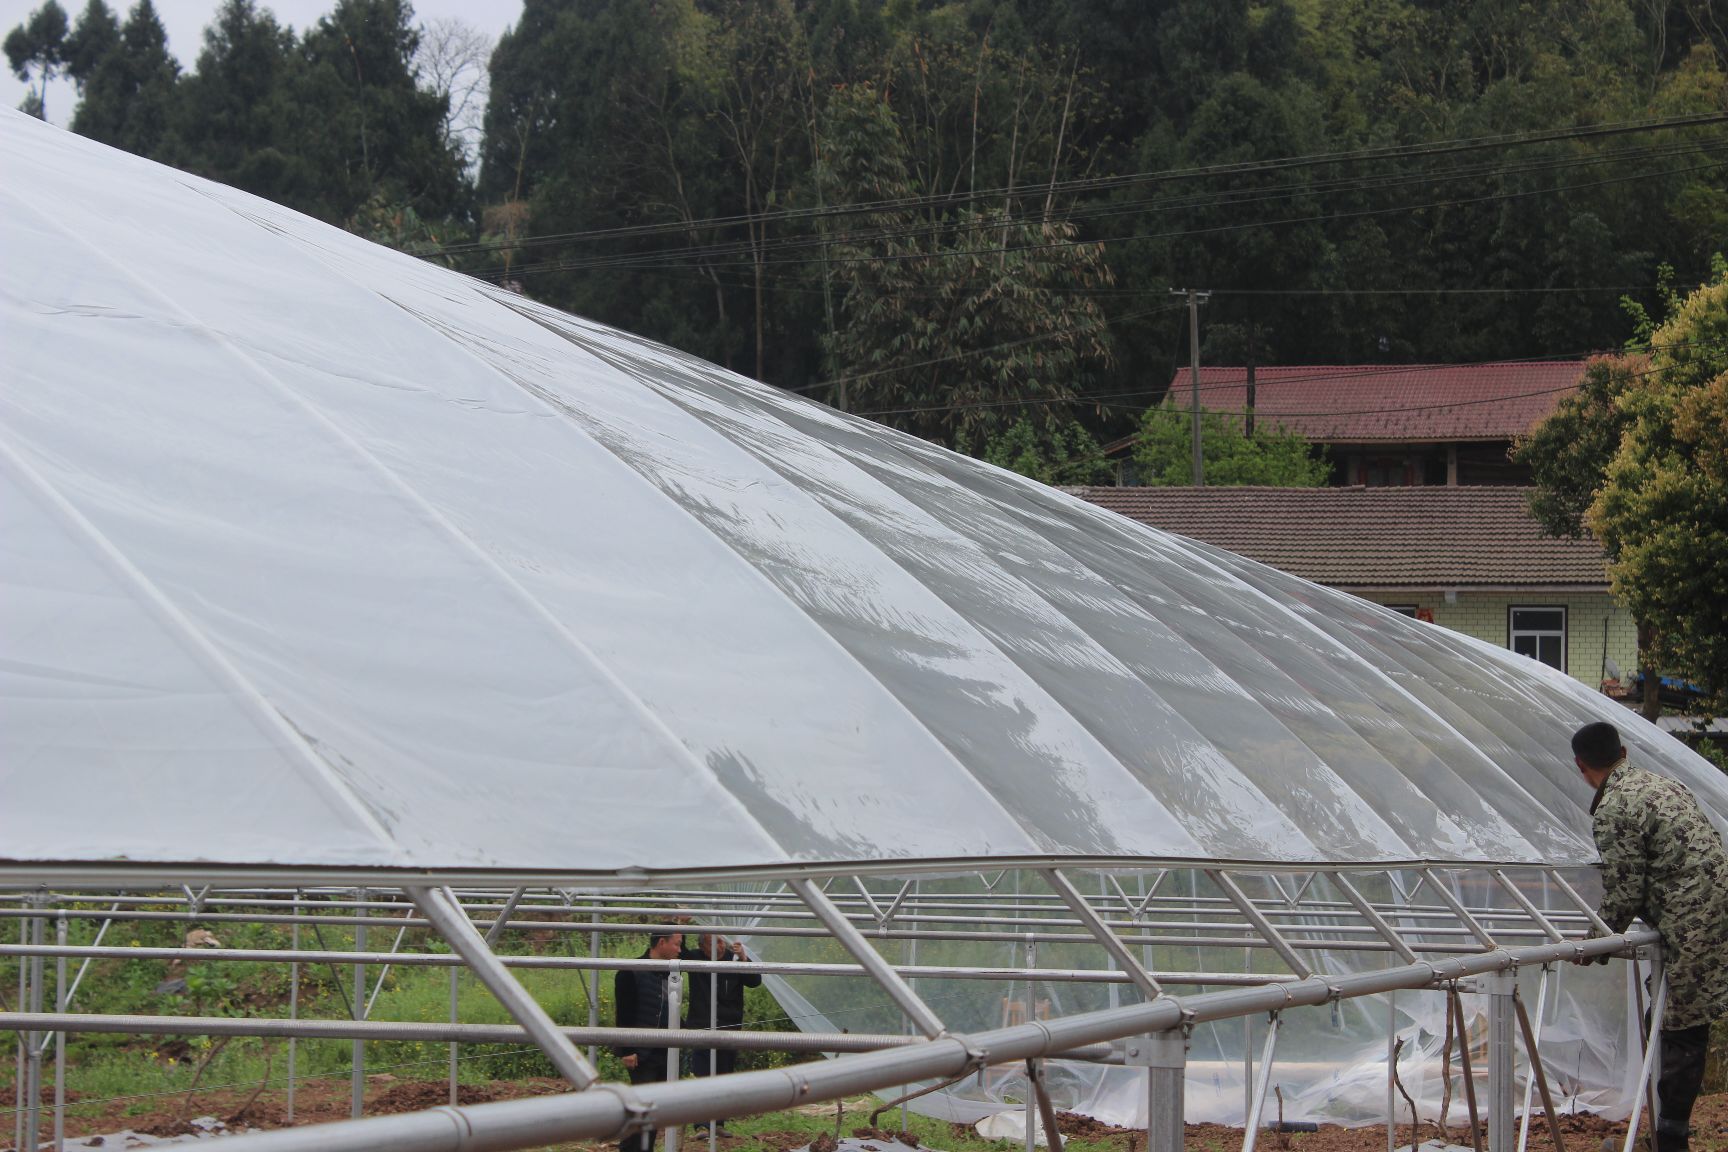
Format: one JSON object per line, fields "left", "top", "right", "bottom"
{"left": 3, "top": 110, "right": 1724, "bottom": 877}
{"left": 747, "top": 867, "right": 1651, "bottom": 1127}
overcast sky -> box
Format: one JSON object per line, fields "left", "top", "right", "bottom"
{"left": 1, "top": 0, "right": 522, "bottom": 126}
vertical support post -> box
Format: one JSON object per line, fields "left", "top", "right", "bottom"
{"left": 709, "top": 944, "right": 719, "bottom": 1152}
{"left": 1386, "top": 989, "right": 1398, "bottom": 1152}
{"left": 54, "top": 912, "right": 66, "bottom": 1152}
{"left": 1483, "top": 972, "right": 1516, "bottom": 1152}
{"left": 1168, "top": 290, "right": 1209, "bottom": 490}
{"left": 25, "top": 898, "right": 44, "bottom": 1152}
{"left": 1242, "top": 941, "right": 1254, "bottom": 1123}
{"left": 588, "top": 929, "right": 601, "bottom": 1069}
{"left": 1128, "top": 1031, "right": 1187, "bottom": 1152}
{"left": 1149, "top": 1033, "right": 1187, "bottom": 1152}
{"left": 665, "top": 966, "right": 683, "bottom": 1152}
{"left": 903, "top": 881, "right": 919, "bottom": 1134}
{"left": 16, "top": 903, "right": 28, "bottom": 1152}
{"left": 288, "top": 895, "right": 299, "bottom": 1124}
{"left": 448, "top": 966, "right": 460, "bottom": 1106}
{"left": 1024, "top": 937, "right": 1038, "bottom": 1152}
{"left": 351, "top": 889, "right": 367, "bottom": 1120}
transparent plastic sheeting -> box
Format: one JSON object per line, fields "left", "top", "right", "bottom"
{"left": 3, "top": 108, "right": 1726, "bottom": 876}
{"left": 751, "top": 869, "right": 1649, "bottom": 1128}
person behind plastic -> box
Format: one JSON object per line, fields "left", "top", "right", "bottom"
{"left": 683, "top": 930, "right": 763, "bottom": 1136}
{"left": 613, "top": 929, "right": 686, "bottom": 1152}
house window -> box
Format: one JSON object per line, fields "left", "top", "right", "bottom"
{"left": 1386, "top": 605, "right": 1420, "bottom": 617}
{"left": 1509, "top": 606, "right": 1567, "bottom": 671}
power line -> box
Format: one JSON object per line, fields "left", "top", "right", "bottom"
{"left": 786, "top": 303, "right": 1187, "bottom": 396}
{"left": 487, "top": 136, "right": 1720, "bottom": 279}
{"left": 578, "top": 257, "right": 1689, "bottom": 300}
{"left": 430, "top": 111, "right": 1728, "bottom": 260}
{"left": 838, "top": 337, "right": 1719, "bottom": 420}
{"left": 495, "top": 150, "right": 1728, "bottom": 280}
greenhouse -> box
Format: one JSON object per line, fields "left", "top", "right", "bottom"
{"left": 2, "top": 108, "right": 1724, "bottom": 1152}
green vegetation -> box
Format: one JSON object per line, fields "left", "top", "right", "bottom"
{"left": 1521, "top": 260, "right": 1728, "bottom": 727}
{"left": 0, "top": 908, "right": 801, "bottom": 1126}
{"left": 1133, "top": 408, "right": 1329, "bottom": 487}
{"left": 9, "top": 0, "right": 1727, "bottom": 483}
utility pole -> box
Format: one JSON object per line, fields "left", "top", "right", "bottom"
{"left": 1171, "top": 289, "right": 1211, "bottom": 485}
{"left": 1245, "top": 321, "right": 1258, "bottom": 440}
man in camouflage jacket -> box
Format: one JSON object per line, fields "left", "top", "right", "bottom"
{"left": 1573, "top": 721, "right": 1728, "bottom": 1152}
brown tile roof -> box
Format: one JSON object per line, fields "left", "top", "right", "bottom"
{"left": 1161, "top": 362, "right": 1585, "bottom": 443}
{"left": 1069, "top": 485, "right": 1608, "bottom": 589}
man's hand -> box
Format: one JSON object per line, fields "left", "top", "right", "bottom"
{"left": 731, "top": 941, "right": 745, "bottom": 960}
{"left": 622, "top": 1053, "right": 639, "bottom": 1069}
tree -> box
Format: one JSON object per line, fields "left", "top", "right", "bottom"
{"left": 1517, "top": 357, "right": 1640, "bottom": 540}
{"left": 982, "top": 417, "right": 1112, "bottom": 486}
{"left": 1132, "top": 407, "right": 1328, "bottom": 487}
{"left": 70, "top": 0, "right": 179, "bottom": 154}
{"left": 4, "top": 1, "right": 68, "bottom": 118}
{"left": 62, "top": 0, "right": 118, "bottom": 92}
{"left": 705, "top": 0, "right": 806, "bottom": 381}
{"left": 413, "top": 15, "right": 491, "bottom": 170}
{"left": 1589, "top": 266, "right": 1728, "bottom": 721}
{"left": 164, "top": 0, "right": 302, "bottom": 202}
{"left": 289, "top": 0, "right": 468, "bottom": 224}
{"left": 1517, "top": 356, "right": 1669, "bottom": 719}
{"left": 818, "top": 82, "right": 1116, "bottom": 445}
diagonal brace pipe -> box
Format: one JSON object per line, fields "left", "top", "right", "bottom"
{"left": 791, "top": 878, "right": 946, "bottom": 1039}
{"left": 1206, "top": 870, "right": 1312, "bottom": 979}
{"left": 1040, "top": 869, "right": 1162, "bottom": 999}
{"left": 407, "top": 885, "right": 598, "bottom": 1088}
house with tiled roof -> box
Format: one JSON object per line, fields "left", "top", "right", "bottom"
{"left": 1071, "top": 485, "right": 1636, "bottom": 691}
{"left": 1109, "top": 361, "right": 1586, "bottom": 487}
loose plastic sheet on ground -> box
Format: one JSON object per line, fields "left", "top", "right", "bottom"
{"left": 3, "top": 108, "right": 1725, "bottom": 879}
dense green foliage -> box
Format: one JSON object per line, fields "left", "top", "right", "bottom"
{"left": 9, "top": 0, "right": 467, "bottom": 228}
{"left": 1517, "top": 355, "right": 1641, "bottom": 538}
{"left": 981, "top": 417, "right": 1112, "bottom": 486}
{"left": 1588, "top": 269, "right": 1728, "bottom": 720}
{"left": 461, "top": 0, "right": 1728, "bottom": 455}
{"left": 9, "top": 0, "right": 1728, "bottom": 469}
{"left": 1134, "top": 407, "right": 1330, "bottom": 486}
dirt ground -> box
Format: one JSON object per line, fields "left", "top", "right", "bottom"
{"left": 5, "top": 1078, "right": 1725, "bottom": 1152}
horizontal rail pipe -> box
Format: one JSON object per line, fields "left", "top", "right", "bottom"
{"left": 0, "top": 911, "right": 1559, "bottom": 954}
{"left": 204, "top": 929, "right": 1656, "bottom": 1152}
{"left": 0, "top": 1012, "right": 1106, "bottom": 1060}
{"left": 0, "top": 943, "right": 1306, "bottom": 986}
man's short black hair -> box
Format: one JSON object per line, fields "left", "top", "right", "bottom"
{"left": 1572, "top": 720, "right": 1624, "bottom": 768}
{"left": 648, "top": 930, "right": 679, "bottom": 949}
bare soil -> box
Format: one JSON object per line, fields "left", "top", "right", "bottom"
{"left": 4, "top": 1081, "right": 1723, "bottom": 1152}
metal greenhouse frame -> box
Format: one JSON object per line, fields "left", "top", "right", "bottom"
{"left": 1, "top": 861, "right": 1665, "bottom": 1152}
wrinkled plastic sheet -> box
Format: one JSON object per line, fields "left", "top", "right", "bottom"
{"left": 2, "top": 109, "right": 1725, "bottom": 878}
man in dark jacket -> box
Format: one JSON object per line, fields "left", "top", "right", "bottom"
{"left": 613, "top": 930, "right": 686, "bottom": 1152}
{"left": 1572, "top": 721, "right": 1728, "bottom": 1152}
{"left": 683, "top": 932, "right": 762, "bottom": 1135}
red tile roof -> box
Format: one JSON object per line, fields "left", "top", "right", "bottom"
{"left": 1070, "top": 485, "right": 1608, "bottom": 589}
{"left": 1161, "top": 362, "right": 1585, "bottom": 443}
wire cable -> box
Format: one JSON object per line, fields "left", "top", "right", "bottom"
{"left": 429, "top": 112, "right": 1728, "bottom": 259}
